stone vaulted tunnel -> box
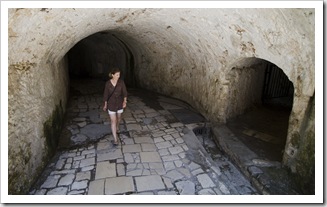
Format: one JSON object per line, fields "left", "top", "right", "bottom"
{"left": 67, "top": 32, "right": 295, "bottom": 164}
{"left": 8, "top": 8, "right": 315, "bottom": 195}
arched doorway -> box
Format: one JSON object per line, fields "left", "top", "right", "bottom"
{"left": 226, "top": 58, "right": 294, "bottom": 162}
{"left": 67, "top": 31, "right": 136, "bottom": 87}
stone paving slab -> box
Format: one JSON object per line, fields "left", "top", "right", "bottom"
{"left": 122, "top": 144, "right": 142, "bottom": 153}
{"left": 97, "top": 149, "right": 123, "bottom": 162}
{"left": 135, "top": 175, "right": 165, "bottom": 192}
{"left": 141, "top": 143, "right": 157, "bottom": 151}
{"left": 105, "top": 177, "right": 135, "bottom": 195}
{"left": 88, "top": 179, "right": 105, "bottom": 195}
{"left": 134, "top": 136, "right": 154, "bottom": 144}
{"left": 140, "top": 151, "right": 161, "bottom": 162}
{"left": 95, "top": 162, "right": 116, "bottom": 179}
{"left": 197, "top": 173, "right": 216, "bottom": 188}
{"left": 175, "top": 180, "right": 195, "bottom": 195}
{"left": 126, "top": 123, "right": 142, "bottom": 131}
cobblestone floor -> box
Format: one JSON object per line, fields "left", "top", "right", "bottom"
{"left": 29, "top": 78, "right": 258, "bottom": 197}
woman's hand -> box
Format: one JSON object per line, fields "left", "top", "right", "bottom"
{"left": 103, "top": 102, "right": 107, "bottom": 111}
{"left": 123, "top": 100, "right": 127, "bottom": 108}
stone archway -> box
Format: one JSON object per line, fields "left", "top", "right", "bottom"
{"left": 225, "top": 57, "right": 294, "bottom": 162}
{"left": 66, "top": 31, "right": 135, "bottom": 87}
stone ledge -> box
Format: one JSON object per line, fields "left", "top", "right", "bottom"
{"left": 212, "top": 124, "right": 269, "bottom": 195}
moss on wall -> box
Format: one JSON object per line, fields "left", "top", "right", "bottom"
{"left": 294, "top": 95, "right": 315, "bottom": 194}
{"left": 294, "top": 130, "right": 315, "bottom": 194}
{"left": 8, "top": 146, "right": 32, "bottom": 194}
{"left": 8, "top": 101, "right": 65, "bottom": 194}
{"left": 8, "top": 171, "right": 29, "bottom": 194}
{"left": 43, "top": 100, "right": 64, "bottom": 158}
{"left": 290, "top": 132, "right": 300, "bottom": 148}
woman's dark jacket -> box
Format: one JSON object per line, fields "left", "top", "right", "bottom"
{"left": 103, "top": 79, "right": 127, "bottom": 111}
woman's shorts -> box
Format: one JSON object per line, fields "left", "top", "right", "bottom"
{"left": 108, "top": 109, "right": 124, "bottom": 115}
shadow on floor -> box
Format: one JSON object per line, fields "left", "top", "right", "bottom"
{"left": 226, "top": 105, "right": 291, "bottom": 162}
{"left": 213, "top": 104, "right": 310, "bottom": 195}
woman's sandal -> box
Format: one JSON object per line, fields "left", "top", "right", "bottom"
{"left": 111, "top": 140, "right": 119, "bottom": 146}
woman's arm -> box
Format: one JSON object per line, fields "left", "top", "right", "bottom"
{"left": 103, "top": 81, "right": 109, "bottom": 111}
{"left": 122, "top": 80, "right": 128, "bottom": 108}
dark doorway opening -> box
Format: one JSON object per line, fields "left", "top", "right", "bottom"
{"left": 67, "top": 31, "right": 135, "bottom": 87}
{"left": 226, "top": 60, "right": 294, "bottom": 162}
{"left": 262, "top": 63, "right": 294, "bottom": 109}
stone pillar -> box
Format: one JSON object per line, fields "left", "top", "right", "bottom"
{"left": 282, "top": 94, "right": 315, "bottom": 193}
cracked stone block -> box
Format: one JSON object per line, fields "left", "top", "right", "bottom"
{"left": 58, "top": 174, "right": 75, "bottom": 186}
{"left": 41, "top": 175, "right": 60, "bottom": 189}
{"left": 197, "top": 173, "right": 216, "bottom": 188}
{"left": 135, "top": 175, "right": 165, "bottom": 192}
{"left": 248, "top": 166, "right": 263, "bottom": 177}
{"left": 71, "top": 180, "right": 88, "bottom": 190}
{"left": 175, "top": 180, "right": 195, "bottom": 195}
{"left": 165, "top": 170, "right": 184, "bottom": 181}
{"left": 75, "top": 171, "right": 91, "bottom": 181}
{"left": 47, "top": 187, "right": 68, "bottom": 195}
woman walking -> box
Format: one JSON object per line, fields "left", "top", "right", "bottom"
{"left": 103, "top": 68, "right": 128, "bottom": 146}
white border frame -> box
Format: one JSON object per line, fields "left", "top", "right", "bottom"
{"left": 1, "top": 0, "right": 324, "bottom": 205}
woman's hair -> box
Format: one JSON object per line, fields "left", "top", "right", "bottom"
{"left": 108, "top": 67, "right": 121, "bottom": 79}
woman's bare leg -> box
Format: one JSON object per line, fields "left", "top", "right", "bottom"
{"left": 117, "top": 113, "right": 122, "bottom": 133}
{"left": 109, "top": 113, "right": 118, "bottom": 143}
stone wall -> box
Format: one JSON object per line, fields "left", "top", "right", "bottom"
{"left": 225, "top": 62, "right": 266, "bottom": 120}
{"left": 8, "top": 8, "right": 315, "bottom": 194}
{"left": 8, "top": 56, "right": 69, "bottom": 194}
